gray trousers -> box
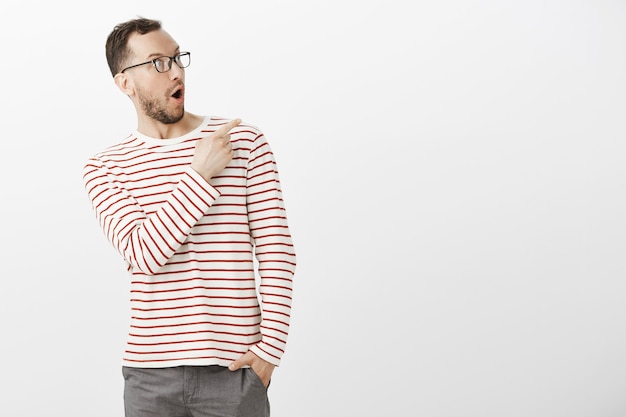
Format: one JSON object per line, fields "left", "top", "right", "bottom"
{"left": 123, "top": 365, "right": 270, "bottom": 417}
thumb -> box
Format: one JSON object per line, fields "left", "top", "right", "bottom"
{"left": 229, "top": 350, "right": 253, "bottom": 371}
{"left": 228, "top": 359, "right": 242, "bottom": 371}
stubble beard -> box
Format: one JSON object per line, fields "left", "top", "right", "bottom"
{"left": 139, "top": 93, "right": 184, "bottom": 125}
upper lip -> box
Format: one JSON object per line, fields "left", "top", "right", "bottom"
{"left": 169, "top": 83, "right": 184, "bottom": 97}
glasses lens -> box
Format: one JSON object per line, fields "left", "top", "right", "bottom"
{"left": 154, "top": 57, "right": 172, "bottom": 73}
{"left": 175, "top": 52, "right": 191, "bottom": 68}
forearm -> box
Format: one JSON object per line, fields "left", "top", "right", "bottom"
{"left": 85, "top": 164, "right": 220, "bottom": 274}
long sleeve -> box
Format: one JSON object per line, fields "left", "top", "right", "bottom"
{"left": 83, "top": 157, "right": 221, "bottom": 275}
{"left": 245, "top": 132, "right": 297, "bottom": 365}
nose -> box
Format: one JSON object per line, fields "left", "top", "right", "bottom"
{"left": 168, "top": 62, "right": 184, "bottom": 80}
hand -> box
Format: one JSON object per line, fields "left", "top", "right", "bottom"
{"left": 191, "top": 118, "right": 241, "bottom": 181}
{"left": 228, "top": 351, "right": 275, "bottom": 388}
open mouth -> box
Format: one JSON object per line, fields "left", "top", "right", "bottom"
{"left": 172, "top": 89, "right": 183, "bottom": 99}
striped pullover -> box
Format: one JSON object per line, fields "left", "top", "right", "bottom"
{"left": 82, "top": 116, "right": 296, "bottom": 368}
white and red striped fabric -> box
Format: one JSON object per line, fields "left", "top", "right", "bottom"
{"left": 83, "top": 116, "right": 296, "bottom": 368}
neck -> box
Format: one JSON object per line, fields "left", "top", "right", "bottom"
{"left": 136, "top": 112, "right": 203, "bottom": 139}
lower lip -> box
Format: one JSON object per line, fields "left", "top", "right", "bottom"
{"left": 171, "top": 93, "right": 184, "bottom": 104}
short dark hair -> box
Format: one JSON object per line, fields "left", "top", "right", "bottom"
{"left": 105, "top": 17, "right": 162, "bottom": 77}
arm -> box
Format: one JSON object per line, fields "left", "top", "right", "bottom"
{"left": 228, "top": 130, "right": 296, "bottom": 385}
{"left": 83, "top": 119, "right": 241, "bottom": 275}
{"left": 247, "top": 132, "right": 297, "bottom": 364}
{"left": 83, "top": 161, "right": 221, "bottom": 275}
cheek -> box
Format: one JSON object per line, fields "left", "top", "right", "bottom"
{"left": 136, "top": 83, "right": 161, "bottom": 100}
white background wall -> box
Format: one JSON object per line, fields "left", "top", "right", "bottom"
{"left": 1, "top": 0, "right": 625, "bottom": 416}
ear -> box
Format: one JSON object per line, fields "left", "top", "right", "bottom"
{"left": 113, "top": 72, "right": 135, "bottom": 96}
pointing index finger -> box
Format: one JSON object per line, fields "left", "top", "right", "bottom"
{"left": 215, "top": 118, "right": 242, "bottom": 137}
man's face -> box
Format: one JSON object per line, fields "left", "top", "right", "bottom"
{"left": 125, "top": 29, "right": 186, "bottom": 124}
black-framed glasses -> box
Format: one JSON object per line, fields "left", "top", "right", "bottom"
{"left": 120, "top": 51, "right": 191, "bottom": 74}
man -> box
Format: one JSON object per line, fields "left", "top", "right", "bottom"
{"left": 83, "top": 17, "right": 296, "bottom": 417}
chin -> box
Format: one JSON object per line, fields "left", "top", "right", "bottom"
{"left": 152, "top": 111, "right": 183, "bottom": 125}
{"left": 173, "top": 107, "right": 185, "bottom": 123}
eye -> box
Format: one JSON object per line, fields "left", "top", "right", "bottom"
{"left": 153, "top": 57, "right": 169, "bottom": 72}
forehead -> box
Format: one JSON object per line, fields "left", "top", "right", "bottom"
{"left": 127, "top": 29, "right": 179, "bottom": 59}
